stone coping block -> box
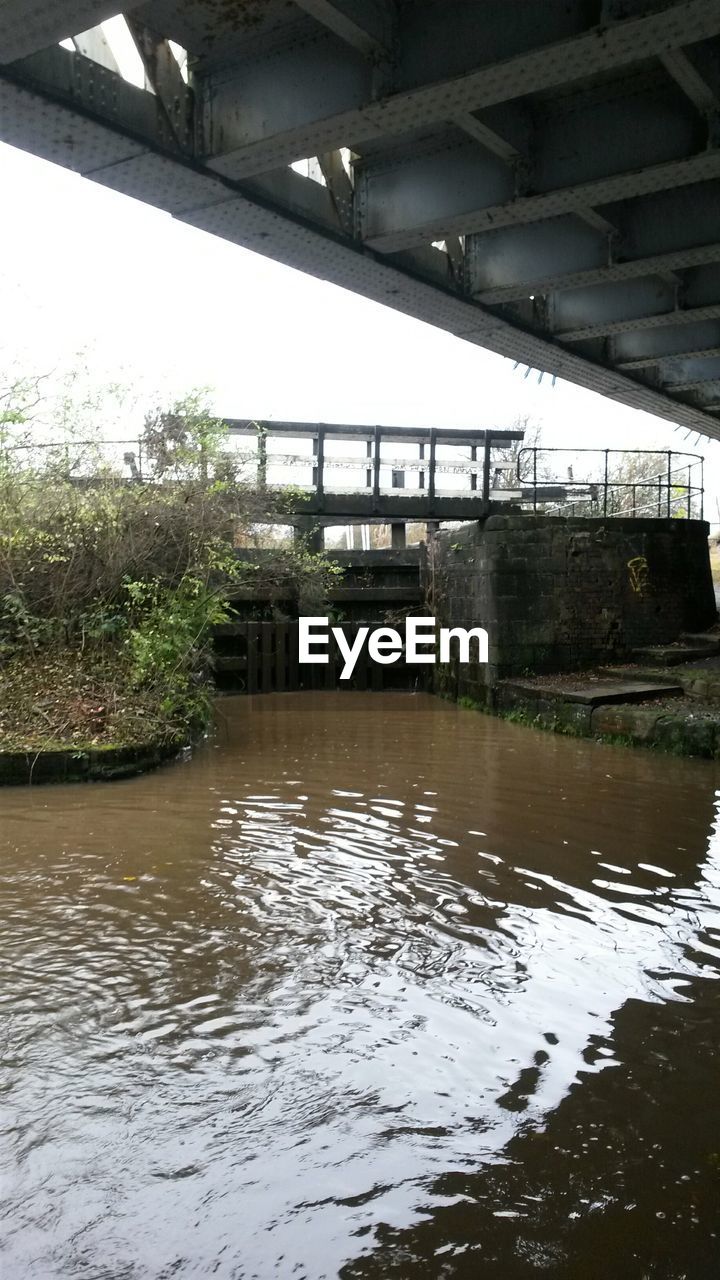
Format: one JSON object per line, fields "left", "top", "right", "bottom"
{"left": 493, "top": 683, "right": 720, "bottom": 758}
{"left": 502, "top": 678, "right": 683, "bottom": 706}
{"left": 483, "top": 515, "right": 709, "bottom": 535}
{"left": 0, "top": 739, "right": 187, "bottom": 786}
{"left": 633, "top": 644, "right": 719, "bottom": 666}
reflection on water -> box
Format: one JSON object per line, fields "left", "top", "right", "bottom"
{"left": 2, "top": 692, "right": 720, "bottom": 1278}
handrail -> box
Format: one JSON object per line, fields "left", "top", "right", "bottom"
{"left": 2, "top": 423, "right": 526, "bottom": 503}
{"left": 516, "top": 447, "right": 704, "bottom": 519}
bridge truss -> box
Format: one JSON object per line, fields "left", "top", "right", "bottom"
{"left": 2, "top": 1, "right": 720, "bottom": 439}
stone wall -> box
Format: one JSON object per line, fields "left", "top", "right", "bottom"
{"left": 430, "top": 515, "right": 716, "bottom": 702}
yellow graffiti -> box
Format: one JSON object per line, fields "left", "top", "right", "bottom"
{"left": 627, "top": 555, "right": 649, "bottom": 596}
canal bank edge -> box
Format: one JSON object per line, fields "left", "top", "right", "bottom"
{"left": 0, "top": 738, "right": 190, "bottom": 786}
{"left": 450, "top": 683, "right": 720, "bottom": 759}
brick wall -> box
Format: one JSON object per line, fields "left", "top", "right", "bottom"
{"left": 429, "top": 515, "right": 716, "bottom": 701}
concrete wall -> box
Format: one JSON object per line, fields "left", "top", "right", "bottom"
{"left": 430, "top": 515, "right": 716, "bottom": 702}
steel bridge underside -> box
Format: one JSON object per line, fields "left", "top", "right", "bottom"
{"left": 3, "top": 1, "right": 720, "bottom": 440}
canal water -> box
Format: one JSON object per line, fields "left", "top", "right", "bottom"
{"left": 2, "top": 692, "right": 720, "bottom": 1279}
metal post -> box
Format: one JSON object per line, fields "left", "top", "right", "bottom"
{"left": 533, "top": 447, "right": 538, "bottom": 514}
{"left": 391, "top": 465, "right": 405, "bottom": 548}
{"left": 482, "top": 435, "right": 492, "bottom": 502}
{"left": 666, "top": 450, "right": 672, "bottom": 517}
{"left": 316, "top": 425, "right": 325, "bottom": 502}
{"left": 365, "top": 439, "right": 372, "bottom": 490}
{"left": 687, "top": 465, "right": 691, "bottom": 519}
{"left": 428, "top": 428, "right": 437, "bottom": 505}
{"left": 470, "top": 443, "right": 477, "bottom": 491}
{"left": 257, "top": 425, "right": 267, "bottom": 491}
{"left": 373, "top": 425, "right": 381, "bottom": 510}
{"left": 603, "top": 449, "right": 609, "bottom": 516}
{"left": 419, "top": 442, "right": 425, "bottom": 490}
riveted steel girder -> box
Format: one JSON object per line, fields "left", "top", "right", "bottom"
{"left": 472, "top": 182, "right": 720, "bottom": 303}
{"left": 4, "top": 1, "right": 720, "bottom": 441}
{"left": 358, "top": 77, "right": 714, "bottom": 252}
{"left": 293, "top": 0, "right": 392, "bottom": 58}
{"left": 199, "top": 0, "right": 720, "bottom": 177}
{"left": 663, "top": 356, "right": 720, "bottom": 386}
{"left": 552, "top": 265, "right": 720, "bottom": 340}
{"left": 615, "top": 320, "right": 720, "bottom": 365}
{"left": 0, "top": 1, "right": 143, "bottom": 63}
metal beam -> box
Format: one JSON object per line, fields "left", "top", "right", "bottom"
{"left": 0, "top": 1, "right": 142, "bottom": 63}
{"left": 483, "top": 245, "right": 720, "bottom": 302}
{"left": 127, "top": 16, "right": 193, "bottom": 152}
{"left": 360, "top": 76, "right": 713, "bottom": 251}
{"left": 202, "top": 1, "right": 720, "bottom": 178}
{"left": 0, "top": 45, "right": 170, "bottom": 162}
{"left": 443, "top": 235, "right": 464, "bottom": 286}
{"left": 551, "top": 262, "right": 720, "bottom": 340}
{"left": 614, "top": 319, "right": 720, "bottom": 366}
{"left": 365, "top": 149, "right": 720, "bottom": 252}
{"left": 6, "top": 17, "right": 720, "bottom": 443}
{"left": 560, "top": 303, "right": 720, "bottom": 342}
{"left": 575, "top": 208, "right": 618, "bottom": 234}
{"left": 317, "top": 149, "right": 355, "bottom": 234}
{"left": 243, "top": 165, "right": 345, "bottom": 234}
{"left": 292, "top": 0, "right": 390, "bottom": 59}
{"left": 471, "top": 181, "right": 720, "bottom": 302}
{"left": 226, "top": 421, "right": 524, "bottom": 444}
{"left": 551, "top": 279, "right": 679, "bottom": 339}
{"left": 660, "top": 47, "right": 719, "bottom": 113}
{"left": 451, "top": 109, "right": 619, "bottom": 267}
{"left": 204, "top": 30, "right": 371, "bottom": 179}
{"left": 72, "top": 25, "right": 120, "bottom": 75}
{"left": 662, "top": 356, "right": 720, "bottom": 386}
{"left": 619, "top": 346, "right": 720, "bottom": 370}
{"left": 451, "top": 112, "right": 521, "bottom": 164}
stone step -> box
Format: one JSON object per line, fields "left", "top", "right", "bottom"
{"left": 597, "top": 665, "right": 684, "bottom": 686}
{"left": 680, "top": 631, "right": 720, "bottom": 651}
{"left": 504, "top": 678, "right": 682, "bottom": 707}
{"left": 632, "top": 643, "right": 718, "bottom": 666}
{"left": 599, "top": 662, "right": 720, "bottom": 702}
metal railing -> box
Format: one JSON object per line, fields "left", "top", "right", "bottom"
{"left": 516, "top": 448, "right": 704, "bottom": 519}
{"left": 2, "top": 435, "right": 705, "bottom": 521}
{"left": 1, "top": 423, "right": 525, "bottom": 502}
{"left": 226, "top": 421, "right": 525, "bottom": 502}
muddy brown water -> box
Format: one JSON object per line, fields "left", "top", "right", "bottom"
{"left": 2, "top": 692, "right": 720, "bottom": 1279}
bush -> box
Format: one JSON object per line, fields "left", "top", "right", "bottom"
{"left": 0, "top": 390, "right": 336, "bottom": 746}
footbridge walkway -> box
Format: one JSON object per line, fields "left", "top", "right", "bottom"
{"left": 226, "top": 421, "right": 525, "bottom": 545}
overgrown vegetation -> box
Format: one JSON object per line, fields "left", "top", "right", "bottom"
{"left": 0, "top": 388, "right": 336, "bottom": 755}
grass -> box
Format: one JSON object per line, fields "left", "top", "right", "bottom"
{"left": 0, "top": 648, "right": 189, "bottom": 754}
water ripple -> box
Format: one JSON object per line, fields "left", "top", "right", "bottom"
{"left": 2, "top": 693, "right": 720, "bottom": 1277}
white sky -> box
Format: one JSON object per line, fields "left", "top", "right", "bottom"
{"left": 1, "top": 135, "right": 719, "bottom": 527}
